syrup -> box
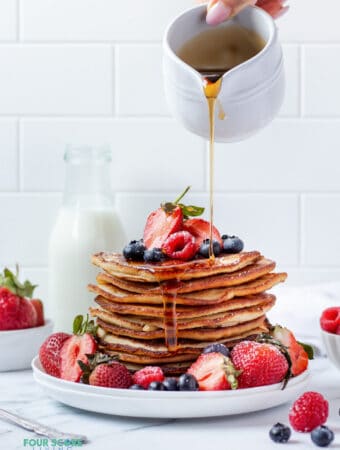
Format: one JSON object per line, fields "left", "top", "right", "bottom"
{"left": 160, "top": 279, "right": 180, "bottom": 351}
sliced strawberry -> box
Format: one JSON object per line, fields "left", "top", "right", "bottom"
{"left": 162, "top": 231, "right": 198, "bottom": 261}
{"left": 320, "top": 307, "right": 340, "bottom": 334}
{"left": 187, "top": 352, "right": 239, "bottom": 391}
{"left": 31, "top": 299, "right": 44, "bottom": 326}
{"left": 60, "top": 333, "right": 97, "bottom": 382}
{"left": 143, "top": 206, "right": 183, "bottom": 249}
{"left": 272, "top": 325, "right": 309, "bottom": 377}
{"left": 183, "top": 218, "right": 222, "bottom": 247}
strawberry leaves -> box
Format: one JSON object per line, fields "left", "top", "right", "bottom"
{"left": 161, "top": 186, "right": 205, "bottom": 220}
{"left": 78, "top": 352, "right": 116, "bottom": 384}
{"left": 0, "top": 265, "right": 37, "bottom": 298}
{"left": 73, "top": 314, "right": 98, "bottom": 337}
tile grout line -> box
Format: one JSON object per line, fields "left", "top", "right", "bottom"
{"left": 17, "top": 119, "right": 22, "bottom": 191}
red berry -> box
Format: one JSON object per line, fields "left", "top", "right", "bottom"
{"left": 143, "top": 206, "right": 183, "bottom": 249}
{"left": 39, "top": 332, "right": 71, "bottom": 377}
{"left": 231, "top": 341, "right": 289, "bottom": 388}
{"left": 60, "top": 333, "right": 97, "bottom": 382}
{"left": 187, "top": 352, "right": 239, "bottom": 391}
{"left": 162, "top": 231, "right": 198, "bottom": 261}
{"left": 183, "top": 218, "right": 222, "bottom": 247}
{"left": 289, "top": 392, "right": 329, "bottom": 432}
{"left": 89, "top": 362, "right": 132, "bottom": 389}
{"left": 31, "top": 299, "right": 45, "bottom": 326}
{"left": 132, "top": 366, "right": 164, "bottom": 389}
{"left": 272, "top": 325, "right": 309, "bottom": 376}
{"left": 0, "top": 287, "right": 37, "bottom": 330}
{"left": 320, "top": 307, "right": 340, "bottom": 334}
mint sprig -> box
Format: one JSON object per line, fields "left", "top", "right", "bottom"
{"left": 161, "top": 186, "right": 204, "bottom": 219}
{"left": 73, "top": 314, "right": 98, "bottom": 337}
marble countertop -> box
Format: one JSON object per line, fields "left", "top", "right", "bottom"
{"left": 1, "top": 283, "right": 340, "bottom": 450}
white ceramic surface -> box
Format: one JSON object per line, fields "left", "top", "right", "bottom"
{"left": 321, "top": 329, "right": 340, "bottom": 370}
{"left": 32, "top": 356, "right": 308, "bottom": 419}
{"left": 163, "top": 5, "right": 285, "bottom": 142}
{"left": 0, "top": 320, "right": 53, "bottom": 372}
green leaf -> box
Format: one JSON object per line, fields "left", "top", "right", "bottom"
{"left": 178, "top": 204, "right": 205, "bottom": 218}
{"left": 298, "top": 341, "right": 314, "bottom": 360}
{"left": 73, "top": 315, "right": 84, "bottom": 335}
{"left": 0, "top": 266, "right": 37, "bottom": 298}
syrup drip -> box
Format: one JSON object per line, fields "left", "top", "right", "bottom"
{"left": 203, "top": 77, "right": 222, "bottom": 261}
{"left": 160, "top": 279, "right": 179, "bottom": 351}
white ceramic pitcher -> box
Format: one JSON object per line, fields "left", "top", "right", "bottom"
{"left": 163, "top": 5, "right": 284, "bottom": 142}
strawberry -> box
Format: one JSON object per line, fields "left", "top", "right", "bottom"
{"left": 271, "top": 325, "right": 310, "bottom": 376}
{"left": 231, "top": 341, "right": 289, "bottom": 388}
{"left": 320, "top": 307, "right": 340, "bottom": 334}
{"left": 39, "top": 332, "right": 71, "bottom": 377}
{"left": 89, "top": 362, "right": 132, "bottom": 388}
{"left": 142, "top": 187, "right": 205, "bottom": 250}
{"left": 31, "top": 299, "right": 44, "bottom": 326}
{"left": 187, "top": 352, "right": 239, "bottom": 391}
{"left": 0, "top": 267, "right": 39, "bottom": 330}
{"left": 132, "top": 366, "right": 164, "bottom": 389}
{"left": 60, "top": 315, "right": 97, "bottom": 382}
{"left": 143, "top": 206, "right": 183, "bottom": 250}
{"left": 162, "top": 231, "right": 198, "bottom": 261}
{"left": 183, "top": 218, "right": 222, "bottom": 247}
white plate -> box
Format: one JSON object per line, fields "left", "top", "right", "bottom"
{"left": 0, "top": 320, "right": 53, "bottom": 372}
{"left": 32, "top": 356, "right": 309, "bottom": 418}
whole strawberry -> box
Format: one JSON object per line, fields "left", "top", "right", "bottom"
{"left": 289, "top": 392, "right": 329, "bottom": 432}
{"left": 0, "top": 267, "right": 39, "bottom": 330}
{"left": 89, "top": 362, "right": 132, "bottom": 389}
{"left": 39, "top": 332, "right": 71, "bottom": 377}
{"left": 231, "top": 341, "right": 289, "bottom": 388}
{"left": 187, "top": 352, "right": 239, "bottom": 391}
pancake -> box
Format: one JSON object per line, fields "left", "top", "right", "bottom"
{"left": 92, "top": 251, "right": 262, "bottom": 282}
{"left": 96, "top": 258, "right": 276, "bottom": 294}
{"left": 94, "top": 292, "right": 274, "bottom": 320}
{"left": 89, "top": 272, "right": 286, "bottom": 306}
{"left": 96, "top": 315, "right": 269, "bottom": 353}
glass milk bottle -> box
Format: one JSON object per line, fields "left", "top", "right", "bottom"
{"left": 48, "top": 146, "right": 126, "bottom": 332}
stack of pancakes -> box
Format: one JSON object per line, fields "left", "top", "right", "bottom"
{"left": 89, "top": 251, "right": 287, "bottom": 375}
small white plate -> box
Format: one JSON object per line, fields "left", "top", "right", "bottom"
{"left": 32, "top": 356, "right": 309, "bottom": 418}
{"left": 0, "top": 320, "right": 53, "bottom": 372}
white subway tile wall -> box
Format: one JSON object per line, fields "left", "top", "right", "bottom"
{"left": 0, "top": 0, "right": 339, "bottom": 307}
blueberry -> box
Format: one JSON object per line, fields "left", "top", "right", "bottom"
{"left": 143, "top": 248, "right": 165, "bottom": 263}
{"left": 178, "top": 374, "right": 199, "bottom": 391}
{"left": 129, "top": 384, "right": 144, "bottom": 390}
{"left": 311, "top": 426, "right": 334, "bottom": 447}
{"left": 202, "top": 343, "right": 230, "bottom": 357}
{"left": 162, "top": 377, "right": 179, "bottom": 391}
{"left": 148, "top": 381, "right": 166, "bottom": 391}
{"left": 198, "top": 239, "right": 221, "bottom": 258}
{"left": 123, "top": 240, "right": 146, "bottom": 261}
{"left": 222, "top": 235, "right": 244, "bottom": 254}
{"left": 269, "top": 423, "right": 291, "bottom": 443}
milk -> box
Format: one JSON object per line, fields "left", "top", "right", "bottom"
{"left": 48, "top": 146, "right": 126, "bottom": 332}
{"left": 48, "top": 207, "right": 126, "bottom": 332}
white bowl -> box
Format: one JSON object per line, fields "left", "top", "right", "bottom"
{"left": 321, "top": 329, "right": 340, "bottom": 371}
{"left": 163, "top": 5, "right": 284, "bottom": 142}
{"left": 0, "top": 319, "right": 54, "bottom": 372}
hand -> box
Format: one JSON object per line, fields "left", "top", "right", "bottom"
{"left": 196, "top": 0, "right": 288, "bottom": 25}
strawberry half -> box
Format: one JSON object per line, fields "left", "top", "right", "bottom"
{"left": 59, "top": 315, "right": 97, "bottom": 382}
{"left": 183, "top": 218, "right": 222, "bottom": 247}
{"left": 143, "top": 206, "right": 183, "bottom": 250}
{"left": 187, "top": 352, "right": 239, "bottom": 391}
{"left": 272, "top": 325, "right": 310, "bottom": 376}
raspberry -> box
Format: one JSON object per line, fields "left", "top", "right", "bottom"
{"left": 162, "top": 231, "right": 198, "bottom": 261}
{"left": 289, "top": 392, "right": 329, "bottom": 432}
{"left": 132, "top": 366, "right": 164, "bottom": 389}
{"left": 320, "top": 307, "right": 340, "bottom": 334}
